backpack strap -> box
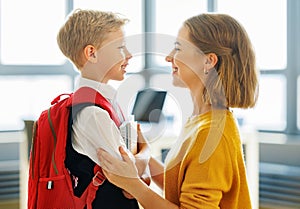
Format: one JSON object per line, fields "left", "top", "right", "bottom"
{"left": 85, "top": 166, "right": 106, "bottom": 209}
{"left": 47, "top": 107, "right": 59, "bottom": 175}
{"left": 30, "top": 121, "right": 38, "bottom": 179}
{"left": 65, "top": 103, "right": 103, "bottom": 197}
{"left": 92, "top": 168, "right": 106, "bottom": 186}
{"left": 66, "top": 87, "right": 122, "bottom": 208}
{"left": 47, "top": 93, "right": 73, "bottom": 176}
{"left": 69, "top": 86, "right": 121, "bottom": 127}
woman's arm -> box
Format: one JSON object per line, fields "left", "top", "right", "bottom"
{"left": 149, "top": 157, "right": 164, "bottom": 189}
{"left": 125, "top": 178, "right": 178, "bottom": 209}
{"left": 135, "top": 124, "right": 164, "bottom": 188}
{"left": 134, "top": 124, "right": 151, "bottom": 177}
{"left": 97, "top": 146, "right": 179, "bottom": 209}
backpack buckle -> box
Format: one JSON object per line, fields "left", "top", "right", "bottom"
{"left": 47, "top": 181, "right": 53, "bottom": 190}
{"left": 92, "top": 171, "right": 106, "bottom": 186}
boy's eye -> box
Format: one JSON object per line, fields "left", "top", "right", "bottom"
{"left": 118, "top": 45, "right": 126, "bottom": 56}
{"left": 118, "top": 45, "right": 126, "bottom": 53}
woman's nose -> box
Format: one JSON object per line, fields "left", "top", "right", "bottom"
{"left": 165, "top": 50, "right": 175, "bottom": 62}
{"left": 165, "top": 54, "right": 173, "bottom": 62}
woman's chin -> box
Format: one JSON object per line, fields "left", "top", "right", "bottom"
{"left": 172, "top": 76, "right": 187, "bottom": 88}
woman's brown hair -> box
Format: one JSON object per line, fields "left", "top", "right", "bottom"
{"left": 184, "top": 13, "right": 259, "bottom": 108}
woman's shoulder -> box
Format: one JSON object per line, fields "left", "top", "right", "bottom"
{"left": 187, "top": 113, "right": 240, "bottom": 162}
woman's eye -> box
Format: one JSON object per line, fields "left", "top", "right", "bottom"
{"left": 174, "top": 41, "right": 181, "bottom": 52}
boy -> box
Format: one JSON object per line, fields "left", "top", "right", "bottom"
{"left": 57, "top": 9, "right": 149, "bottom": 209}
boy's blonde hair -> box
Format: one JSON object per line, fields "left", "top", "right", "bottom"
{"left": 57, "top": 9, "right": 128, "bottom": 69}
{"left": 184, "top": 13, "right": 259, "bottom": 109}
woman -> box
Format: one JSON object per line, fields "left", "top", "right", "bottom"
{"left": 97, "top": 13, "right": 259, "bottom": 209}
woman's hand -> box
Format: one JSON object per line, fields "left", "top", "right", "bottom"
{"left": 122, "top": 190, "right": 135, "bottom": 199}
{"left": 98, "top": 146, "right": 178, "bottom": 209}
{"left": 135, "top": 124, "right": 151, "bottom": 176}
{"left": 97, "top": 146, "right": 140, "bottom": 191}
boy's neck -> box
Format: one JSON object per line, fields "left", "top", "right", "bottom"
{"left": 81, "top": 73, "right": 108, "bottom": 84}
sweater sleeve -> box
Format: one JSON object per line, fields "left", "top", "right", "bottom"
{"left": 179, "top": 131, "right": 234, "bottom": 209}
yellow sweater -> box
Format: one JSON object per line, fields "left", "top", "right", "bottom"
{"left": 164, "top": 110, "right": 252, "bottom": 209}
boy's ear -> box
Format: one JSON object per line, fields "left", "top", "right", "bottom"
{"left": 84, "top": 45, "right": 97, "bottom": 63}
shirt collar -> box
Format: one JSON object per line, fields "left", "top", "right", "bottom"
{"left": 75, "top": 77, "right": 117, "bottom": 101}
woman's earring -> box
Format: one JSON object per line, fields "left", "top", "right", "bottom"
{"left": 204, "top": 69, "right": 209, "bottom": 75}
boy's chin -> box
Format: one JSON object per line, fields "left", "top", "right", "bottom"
{"left": 111, "top": 76, "right": 125, "bottom": 82}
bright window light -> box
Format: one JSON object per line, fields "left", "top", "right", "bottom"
{"left": 0, "top": 0, "right": 66, "bottom": 65}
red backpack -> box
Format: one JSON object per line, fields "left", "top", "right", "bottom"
{"left": 28, "top": 86, "right": 121, "bottom": 209}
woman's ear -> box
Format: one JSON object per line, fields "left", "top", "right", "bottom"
{"left": 84, "top": 45, "right": 97, "bottom": 63}
{"left": 205, "top": 53, "right": 218, "bottom": 69}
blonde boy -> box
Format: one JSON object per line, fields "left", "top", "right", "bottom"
{"left": 57, "top": 9, "right": 148, "bottom": 209}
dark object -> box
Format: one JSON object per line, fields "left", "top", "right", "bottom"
{"left": 131, "top": 89, "right": 167, "bottom": 123}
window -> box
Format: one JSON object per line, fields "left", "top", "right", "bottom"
{"left": 216, "top": 0, "right": 289, "bottom": 132}
{"left": 153, "top": 0, "right": 292, "bottom": 133}
{"left": 154, "top": 0, "right": 207, "bottom": 66}
{"left": 0, "top": 0, "right": 144, "bottom": 131}
{"left": 234, "top": 75, "right": 286, "bottom": 131}
{"left": 0, "top": 0, "right": 74, "bottom": 131}
{"left": 0, "top": 76, "right": 72, "bottom": 130}
{"left": 0, "top": 0, "right": 66, "bottom": 65}
{"left": 298, "top": 76, "right": 300, "bottom": 129}
{"left": 0, "top": 0, "right": 299, "bottom": 134}
{"left": 218, "top": 0, "right": 287, "bottom": 70}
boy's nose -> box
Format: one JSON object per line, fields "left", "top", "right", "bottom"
{"left": 125, "top": 47, "right": 132, "bottom": 59}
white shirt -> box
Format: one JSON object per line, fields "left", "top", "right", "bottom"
{"left": 71, "top": 77, "right": 126, "bottom": 165}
